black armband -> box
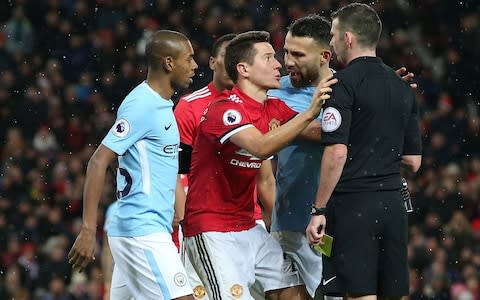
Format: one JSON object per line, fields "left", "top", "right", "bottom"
{"left": 311, "top": 205, "right": 327, "bottom": 216}
{"left": 178, "top": 142, "right": 193, "bottom": 174}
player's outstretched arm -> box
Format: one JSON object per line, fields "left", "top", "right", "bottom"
{"left": 68, "top": 144, "right": 117, "bottom": 272}
{"left": 229, "top": 75, "right": 337, "bottom": 158}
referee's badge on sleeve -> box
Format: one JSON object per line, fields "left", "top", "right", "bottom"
{"left": 112, "top": 118, "right": 130, "bottom": 137}
{"left": 321, "top": 107, "right": 342, "bottom": 132}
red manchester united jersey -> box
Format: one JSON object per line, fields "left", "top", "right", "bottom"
{"left": 175, "top": 82, "right": 221, "bottom": 147}
{"left": 175, "top": 83, "right": 264, "bottom": 221}
{"left": 183, "top": 86, "right": 297, "bottom": 237}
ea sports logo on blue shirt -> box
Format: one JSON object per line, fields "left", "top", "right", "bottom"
{"left": 112, "top": 118, "right": 130, "bottom": 137}
{"left": 223, "top": 109, "right": 242, "bottom": 126}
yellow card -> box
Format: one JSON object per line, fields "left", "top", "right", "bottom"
{"left": 313, "top": 234, "right": 333, "bottom": 257}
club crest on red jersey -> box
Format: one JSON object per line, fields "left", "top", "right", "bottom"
{"left": 269, "top": 118, "right": 280, "bottom": 131}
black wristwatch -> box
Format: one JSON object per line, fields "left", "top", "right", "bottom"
{"left": 311, "top": 205, "right": 327, "bottom": 216}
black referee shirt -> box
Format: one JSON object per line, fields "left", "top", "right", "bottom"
{"left": 320, "top": 56, "right": 422, "bottom": 192}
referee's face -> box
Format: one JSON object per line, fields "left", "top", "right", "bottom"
{"left": 330, "top": 18, "right": 346, "bottom": 64}
{"left": 284, "top": 32, "right": 323, "bottom": 88}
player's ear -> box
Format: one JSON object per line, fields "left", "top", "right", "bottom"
{"left": 209, "top": 56, "right": 216, "bottom": 71}
{"left": 236, "top": 62, "right": 248, "bottom": 78}
{"left": 163, "top": 56, "right": 174, "bottom": 72}
{"left": 321, "top": 49, "right": 332, "bottom": 64}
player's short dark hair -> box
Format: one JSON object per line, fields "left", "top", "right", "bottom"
{"left": 331, "top": 3, "right": 382, "bottom": 48}
{"left": 145, "top": 30, "right": 189, "bottom": 71}
{"left": 288, "top": 14, "right": 331, "bottom": 46}
{"left": 224, "top": 31, "right": 270, "bottom": 83}
{"left": 211, "top": 33, "right": 237, "bottom": 57}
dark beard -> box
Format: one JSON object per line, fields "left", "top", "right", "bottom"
{"left": 290, "top": 69, "right": 319, "bottom": 88}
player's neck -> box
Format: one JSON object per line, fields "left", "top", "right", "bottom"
{"left": 146, "top": 73, "right": 174, "bottom": 100}
{"left": 313, "top": 66, "right": 334, "bottom": 86}
{"left": 237, "top": 80, "right": 268, "bottom": 103}
{"left": 346, "top": 48, "right": 376, "bottom": 64}
{"left": 211, "top": 80, "right": 229, "bottom": 93}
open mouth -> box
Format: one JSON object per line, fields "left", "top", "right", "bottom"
{"left": 289, "top": 72, "right": 301, "bottom": 80}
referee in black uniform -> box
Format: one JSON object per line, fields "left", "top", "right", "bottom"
{"left": 306, "top": 3, "right": 422, "bottom": 300}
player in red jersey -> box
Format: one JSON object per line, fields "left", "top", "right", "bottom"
{"left": 183, "top": 31, "right": 336, "bottom": 300}
{"left": 174, "top": 34, "right": 272, "bottom": 300}
{"left": 174, "top": 34, "right": 271, "bottom": 233}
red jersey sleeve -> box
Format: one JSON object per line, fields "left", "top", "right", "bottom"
{"left": 174, "top": 98, "right": 196, "bottom": 146}
{"left": 201, "top": 99, "right": 253, "bottom": 144}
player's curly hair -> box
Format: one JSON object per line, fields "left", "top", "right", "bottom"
{"left": 288, "top": 14, "right": 331, "bottom": 47}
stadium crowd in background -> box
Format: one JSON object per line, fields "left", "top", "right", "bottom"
{"left": 0, "top": 0, "right": 479, "bottom": 299}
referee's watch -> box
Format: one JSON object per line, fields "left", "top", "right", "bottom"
{"left": 311, "top": 205, "right": 327, "bottom": 216}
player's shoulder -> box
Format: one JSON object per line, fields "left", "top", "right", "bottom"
{"left": 211, "top": 89, "right": 243, "bottom": 105}
{"left": 266, "top": 94, "right": 283, "bottom": 103}
{"left": 119, "top": 82, "right": 156, "bottom": 111}
{"left": 180, "top": 84, "right": 216, "bottom": 103}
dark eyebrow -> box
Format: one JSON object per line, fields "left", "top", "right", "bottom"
{"left": 286, "top": 49, "right": 306, "bottom": 57}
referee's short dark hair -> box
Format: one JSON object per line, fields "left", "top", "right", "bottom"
{"left": 331, "top": 3, "right": 382, "bottom": 48}
{"left": 211, "top": 33, "right": 237, "bottom": 58}
{"left": 224, "top": 31, "right": 270, "bottom": 83}
{"left": 288, "top": 14, "right": 331, "bottom": 47}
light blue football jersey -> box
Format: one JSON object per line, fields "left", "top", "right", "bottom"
{"left": 102, "top": 81, "right": 179, "bottom": 237}
{"left": 268, "top": 75, "right": 323, "bottom": 232}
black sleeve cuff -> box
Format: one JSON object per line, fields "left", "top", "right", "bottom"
{"left": 178, "top": 142, "right": 193, "bottom": 174}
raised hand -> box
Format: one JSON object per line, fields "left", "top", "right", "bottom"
{"left": 308, "top": 74, "right": 338, "bottom": 117}
{"left": 395, "top": 67, "right": 417, "bottom": 89}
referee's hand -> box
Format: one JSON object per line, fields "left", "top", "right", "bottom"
{"left": 306, "top": 215, "right": 326, "bottom": 245}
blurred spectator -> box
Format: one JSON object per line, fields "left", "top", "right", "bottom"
{"left": 2, "top": 6, "right": 34, "bottom": 55}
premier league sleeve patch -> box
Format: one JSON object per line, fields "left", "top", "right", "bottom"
{"left": 321, "top": 107, "right": 342, "bottom": 132}
{"left": 111, "top": 118, "right": 130, "bottom": 137}
{"left": 222, "top": 109, "right": 242, "bottom": 126}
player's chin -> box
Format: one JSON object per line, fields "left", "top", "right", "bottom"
{"left": 181, "top": 78, "right": 193, "bottom": 88}
{"left": 290, "top": 77, "right": 302, "bottom": 88}
{"left": 270, "top": 80, "right": 281, "bottom": 89}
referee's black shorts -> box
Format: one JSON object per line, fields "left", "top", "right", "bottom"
{"left": 320, "top": 190, "right": 408, "bottom": 297}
